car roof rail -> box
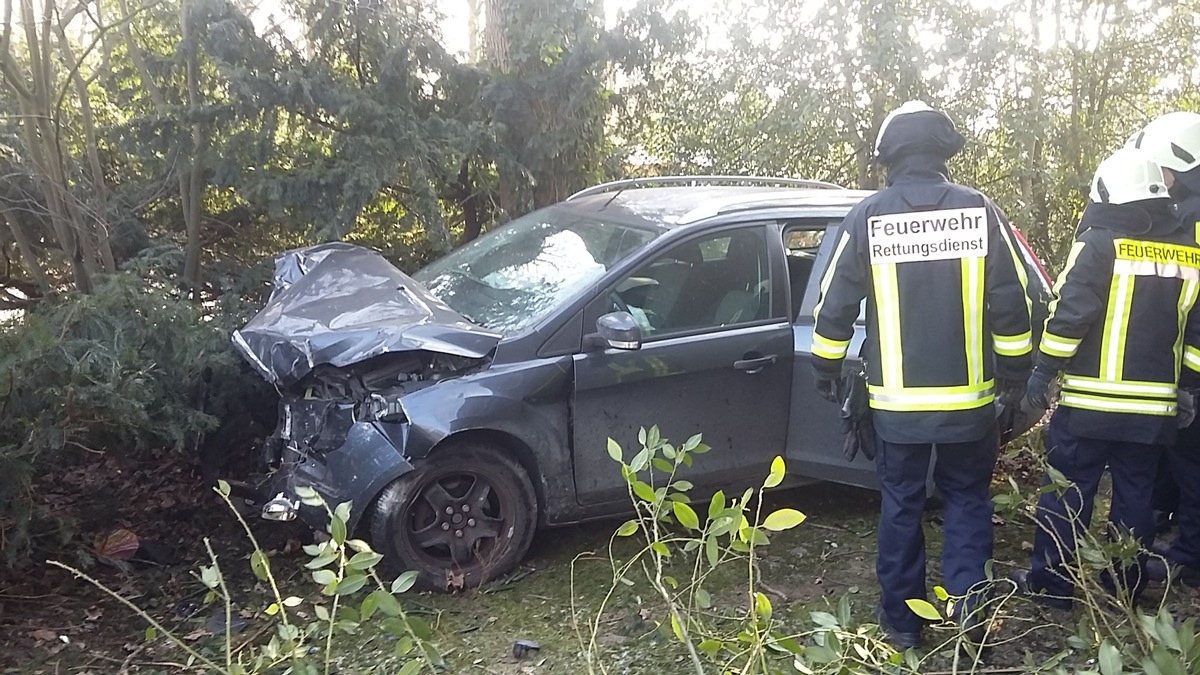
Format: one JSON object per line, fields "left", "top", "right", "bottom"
{"left": 565, "top": 175, "right": 845, "bottom": 201}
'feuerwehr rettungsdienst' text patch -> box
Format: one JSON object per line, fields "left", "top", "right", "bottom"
{"left": 867, "top": 207, "right": 988, "bottom": 265}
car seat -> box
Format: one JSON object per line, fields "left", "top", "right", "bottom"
{"left": 712, "top": 233, "right": 767, "bottom": 325}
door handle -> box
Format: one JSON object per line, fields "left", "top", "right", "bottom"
{"left": 733, "top": 354, "right": 777, "bottom": 373}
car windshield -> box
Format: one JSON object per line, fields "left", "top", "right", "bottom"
{"left": 414, "top": 207, "right": 660, "bottom": 335}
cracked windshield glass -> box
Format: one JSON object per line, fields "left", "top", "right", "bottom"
{"left": 415, "top": 208, "right": 658, "bottom": 334}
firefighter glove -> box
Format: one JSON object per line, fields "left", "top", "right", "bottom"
{"left": 1025, "top": 367, "right": 1055, "bottom": 410}
{"left": 816, "top": 377, "right": 839, "bottom": 403}
{"left": 996, "top": 378, "right": 1026, "bottom": 409}
{"left": 1179, "top": 389, "right": 1198, "bottom": 429}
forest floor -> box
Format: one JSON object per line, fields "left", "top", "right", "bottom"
{"left": 4, "top": 449, "right": 1200, "bottom": 674}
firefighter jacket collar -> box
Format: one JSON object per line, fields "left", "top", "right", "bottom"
{"left": 1078, "top": 200, "right": 1183, "bottom": 238}
{"left": 1171, "top": 165, "right": 1200, "bottom": 227}
{"left": 884, "top": 152, "right": 952, "bottom": 187}
{"left": 1177, "top": 194, "right": 1200, "bottom": 231}
{"left": 1175, "top": 164, "right": 1200, "bottom": 196}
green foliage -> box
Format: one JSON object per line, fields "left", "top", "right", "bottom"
{"left": 50, "top": 482, "right": 439, "bottom": 674}
{"left": 613, "top": 0, "right": 1200, "bottom": 267}
{"left": 574, "top": 428, "right": 908, "bottom": 674}
{"left": 0, "top": 273, "right": 266, "bottom": 563}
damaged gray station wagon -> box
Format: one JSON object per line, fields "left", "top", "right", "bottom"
{"left": 233, "top": 176, "right": 1052, "bottom": 591}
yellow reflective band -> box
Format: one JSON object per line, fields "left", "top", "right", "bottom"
{"left": 1046, "top": 241, "right": 1086, "bottom": 322}
{"left": 1174, "top": 279, "right": 1200, "bottom": 375}
{"left": 999, "top": 223, "right": 1034, "bottom": 321}
{"left": 993, "top": 331, "right": 1032, "bottom": 357}
{"left": 1113, "top": 239, "right": 1200, "bottom": 269}
{"left": 1186, "top": 346, "right": 1200, "bottom": 374}
{"left": 1039, "top": 331, "right": 1081, "bottom": 359}
{"left": 872, "top": 262, "right": 904, "bottom": 387}
{"left": 1060, "top": 392, "right": 1176, "bottom": 416}
{"left": 1062, "top": 376, "right": 1176, "bottom": 399}
{"left": 868, "top": 381, "right": 995, "bottom": 412}
{"left": 1113, "top": 258, "right": 1200, "bottom": 280}
{"left": 813, "top": 230, "right": 852, "bottom": 324}
{"left": 962, "top": 257, "right": 984, "bottom": 384}
{"left": 811, "top": 332, "right": 850, "bottom": 361}
{"left": 1100, "top": 273, "right": 1133, "bottom": 381}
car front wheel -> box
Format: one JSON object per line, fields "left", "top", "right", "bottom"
{"left": 369, "top": 442, "right": 537, "bottom": 591}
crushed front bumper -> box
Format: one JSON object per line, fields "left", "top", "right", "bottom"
{"left": 259, "top": 417, "right": 414, "bottom": 533}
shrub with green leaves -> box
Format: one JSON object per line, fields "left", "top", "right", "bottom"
{"left": 0, "top": 273, "right": 268, "bottom": 564}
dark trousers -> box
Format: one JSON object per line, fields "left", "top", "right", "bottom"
{"left": 1029, "top": 412, "right": 1163, "bottom": 604}
{"left": 875, "top": 424, "right": 998, "bottom": 633}
{"left": 1152, "top": 458, "right": 1180, "bottom": 522}
{"left": 1167, "top": 421, "right": 1200, "bottom": 568}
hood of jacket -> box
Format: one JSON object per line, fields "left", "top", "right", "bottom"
{"left": 876, "top": 109, "right": 966, "bottom": 167}
{"left": 1077, "top": 199, "right": 1183, "bottom": 238}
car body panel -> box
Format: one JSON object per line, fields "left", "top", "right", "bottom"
{"left": 396, "top": 357, "right": 576, "bottom": 521}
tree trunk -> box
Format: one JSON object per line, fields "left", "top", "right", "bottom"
{"left": 54, "top": 18, "right": 115, "bottom": 273}
{"left": 181, "top": 0, "right": 205, "bottom": 292}
{"left": 467, "top": 0, "right": 481, "bottom": 62}
{"left": 117, "top": 0, "right": 207, "bottom": 292}
{"left": 1, "top": 209, "right": 54, "bottom": 296}
{"left": 16, "top": 0, "right": 94, "bottom": 291}
{"left": 483, "top": 0, "right": 509, "bottom": 72}
{"left": 457, "top": 160, "right": 483, "bottom": 245}
{"left": 483, "top": 0, "right": 521, "bottom": 221}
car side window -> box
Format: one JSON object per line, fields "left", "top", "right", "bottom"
{"left": 798, "top": 220, "right": 866, "bottom": 322}
{"left": 608, "top": 227, "right": 770, "bottom": 337}
{"left": 783, "top": 228, "right": 826, "bottom": 319}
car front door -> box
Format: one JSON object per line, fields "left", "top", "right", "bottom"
{"left": 571, "top": 224, "right": 793, "bottom": 506}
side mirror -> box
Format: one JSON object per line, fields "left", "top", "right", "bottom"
{"left": 586, "top": 311, "right": 642, "bottom": 351}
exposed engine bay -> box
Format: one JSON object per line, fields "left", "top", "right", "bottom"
{"left": 264, "top": 350, "right": 489, "bottom": 469}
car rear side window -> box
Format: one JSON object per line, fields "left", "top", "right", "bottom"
{"left": 784, "top": 228, "right": 826, "bottom": 319}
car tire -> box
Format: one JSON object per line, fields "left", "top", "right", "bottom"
{"left": 369, "top": 442, "right": 537, "bottom": 592}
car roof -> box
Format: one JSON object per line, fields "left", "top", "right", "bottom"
{"left": 562, "top": 182, "right": 874, "bottom": 228}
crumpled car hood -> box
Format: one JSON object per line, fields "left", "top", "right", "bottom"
{"left": 233, "top": 243, "right": 501, "bottom": 386}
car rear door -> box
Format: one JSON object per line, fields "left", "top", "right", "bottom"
{"left": 782, "top": 219, "right": 880, "bottom": 489}
{"left": 570, "top": 223, "right": 793, "bottom": 506}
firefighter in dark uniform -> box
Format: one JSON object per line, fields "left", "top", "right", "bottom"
{"left": 811, "top": 101, "right": 1034, "bottom": 646}
{"left": 1126, "top": 112, "right": 1200, "bottom": 582}
{"left": 1011, "top": 147, "right": 1200, "bottom": 607}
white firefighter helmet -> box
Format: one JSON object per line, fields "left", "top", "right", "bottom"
{"left": 1089, "top": 148, "right": 1170, "bottom": 204}
{"left": 1125, "top": 111, "right": 1200, "bottom": 174}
